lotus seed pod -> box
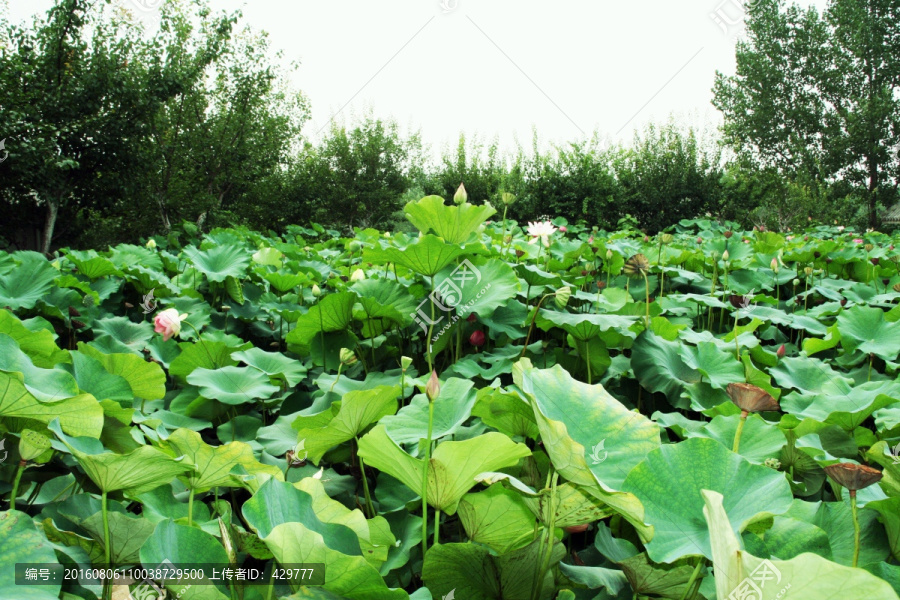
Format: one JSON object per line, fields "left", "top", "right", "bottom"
{"left": 501, "top": 192, "right": 517, "bottom": 206}
{"left": 793, "top": 279, "right": 800, "bottom": 287}
{"left": 864, "top": 244, "right": 874, "bottom": 252}
{"left": 804, "top": 267, "right": 813, "bottom": 276}
{"left": 339, "top": 348, "right": 358, "bottom": 366}
{"left": 661, "top": 233, "right": 674, "bottom": 244}
{"left": 349, "top": 241, "right": 362, "bottom": 252}
{"left": 554, "top": 286, "right": 572, "bottom": 309}
{"left": 146, "top": 239, "right": 157, "bottom": 249}
{"left": 400, "top": 356, "right": 413, "bottom": 372}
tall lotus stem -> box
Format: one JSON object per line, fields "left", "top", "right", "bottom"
{"left": 851, "top": 490, "right": 861, "bottom": 567}
{"left": 9, "top": 460, "right": 26, "bottom": 511}
{"left": 532, "top": 470, "right": 559, "bottom": 600}
{"left": 357, "top": 440, "right": 376, "bottom": 519}
{"left": 823, "top": 462, "right": 882, "bottom": 569}
{"left": 421, "top": 372, "right": 439, "bottom": 557}
{"left": 101, "top": 490, "right": 112, "bottom": 600}
{"left": 732, "top": 410, "right": 748, "bottom": 453}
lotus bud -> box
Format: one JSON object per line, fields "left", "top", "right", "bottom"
{"left": 560, "top": 226, "right": 568, "bottom": 233}
{"left": 606, "top": 249, "right": 613, "bottom": 260}
{"left": 871, "top": 257, "right": 880, "bottom": 266}
{"left": 697, "top": 237, "right": 703, "bottom": 245}
{"left": 349, "top": 241, "right": 362, "bottom": 252}
{"left": 793, "top": 279, "right": 800, "bottom": 287}
{"left": 840, "top": 298, "right": 847, "bottom": 306}
{"left": 722, "top": 250, "right": 730, "bottom": 262}
{"left": 350, "top": 269, "right": 365, "bottom": 282}
{"left": 384, "top": 232, "right": 391, "bottom": 238}
{"left": 401, "top": 356, "right": 413, "bottom": 372}
{"left": 426, "top": 370, "right": 440, "bottom": 402}
{"left": 501, "top": 192, "right": 517, "bottom": 206}
{"left": 469, "top": 330, "right": 486, "bottom": 347}
{"left": 643, "top": 235, "right": 650, "bottom": 243}
{"left": 776, "top": 344, "right": 785, "bottom": 359}
{"left": 554, "top": 286, "right": 572, "bottom": 309}
{"left": 770, "top": 258, "right": 779, "bottom": 273}
{"left": 864, "top": 244, "right": 874, "bottom": 252}
{"left": 339, "top": 348, "right": 358, "bottom": 366}
{"left": 661, "top": 233, "right": 674, "bottom": 244}
{"left": 311, "top": 284, "right": 322, "bottom": 297}
{"left": 146, "top": 239, "right": 157, "bottom": 249}
{"left": 453, "top": 183, "right": 468, "bottom": 205}
{"left": 467, "top": 313, "right": 477, "bottom": 323}
{"left": 587, "top": 236, "right": 594, "bottom": 244}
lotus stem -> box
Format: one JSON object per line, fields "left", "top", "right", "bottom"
{"left": 732, "top": 410, "right": 748, "bottom": 453}
{"left": 188, "top": 488, "right": 194, "bottom": 527}
{"left": 868, "top": 354, "right": 874, "bottom": 383}
{"left": 642, "top": 272, "right": 650, "bottom": 328}
{"left": 434, "top": 508, "right": 440, "bottom": 547}
{"left": 329, "top": 363, "right": 344, "bottom": 393}
{"left": 532, "top": 471, "right": 559, "bottom": 600}
{"left": 421, "top": 399, "right": 435, "bottom": 559}
{"left": 9, "top": 460, "right": 26, "bottom": 511}
{"left": 520, "top": 293, "right": 556, "bottom": 358}
{"left": 734, "top": 314, "right": 740, "bottom": 361}
{"left": 585, "top": 340, "right": 592, "bottom": 385}
{"left": 851, "top": 490, "right": 861, "bottom": 567}
{"left": 678, "top": 558, "right": 704, "bottom": 600}
{"left": 358, "top": 447, "right": 376, "bottom": 519}
{"left": 102, "top": 490, "right": 112, "bottom": 600}
{"left": 427, "top": 276, "right": 436, "bottom": 373}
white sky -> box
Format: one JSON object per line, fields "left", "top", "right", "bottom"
{"left": 8, "top": 0, "right": 829, "bottom": 156}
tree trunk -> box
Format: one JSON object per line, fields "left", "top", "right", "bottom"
{"left": 41, "top": 196, "right": 60, "bottom": 256}
{"left": 867, "top": 157, "right": 878, "bottom": 230}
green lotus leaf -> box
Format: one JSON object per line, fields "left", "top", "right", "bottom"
{"left": 363, "top": 234, "right": 474, "bottom": 277}
{"left": 621, "top": 437, "right": 793, "bottom": 563}
{"left": 382, "top": 378, "right": 476, "bottom": 446}
{"left": 286, "top": 291, "right": 357, "bottom": 350}
{"left": 678, "top": 342, "right": 745, "bottom": 390}
{"left": 0, "top": 310, "right": 69, "bottom": 368}
{"left": 169, "top": 340, "right": 240, "bottom": 380}
{"left": 702, "top": 490, "right": 898, "bottom": 600}
{"left": 78, "top": 343, "right": 167, "bottom": 401}
{"left": 68, "top": 351, "right": 133, "bottom": 404}
{"left": 139, "top": 520, "right": 230, "bottom": 600}
{"left": 81, "top": 510, "right": 156, "bottom": 565}
{"left": 514, "top": 359, "right": 660, "bottom": 492}
{"left": 186, "top": 366, "right": 279, "bottom": 405}
{"left": 837, "top": 305, "right": 900, "bottom": 361}
{"left": 161, "top": 428, "right": 283, "bottom": 492}
{"left": 557, "top": 562, "right": 629, "bottom": 595}
{"left": 261, "top": 521, "right": 408, "bottom": 600}
{"left": 617, "top": 553, "right": 699, "bottom": 599}
{"left": 656, "top": 412, "right": 784, "bottom": 464}
{"left": 866, "top": 497, "right": 900, "bottom": 562}
{"left": 293, "top": 385, "right": 400, "bottom": 464}
{"left": 91, "top": 316, "right": 154, "bottom": 355}
{"left": 357, "top": 425, "right": 530, "bottom": 515}
{"left": 0, "top": 252, "right": 59, "bottom": 311}
{"left": 0, "top": 333, "right": 79, "bottom": 402}
{"left": 0, "top": 374, "right": 103, "bottom": 438}
{"left": 183, "top": 243, "right": 251, "bottom": 283}
{"left": 351, "top": 279, "right": 419, "bottom": 335}
{"left": 471, "top": 386, "right": 539, "bottom": 440}
{"left": 66, "top": 250, "right": 120, "bottom": 279}
{"left": 253, "top": 246, "right": 284, "bottom": 267}
{"left": 421, "top": 539, "right": 563, "bottom": 600}
{"left": 0, "top": 511, "right": 61, "bottom": 600}
{"left": 242, "top": 478, "right": 362, "bottom": 556}
{"left": 457, "top": 484, "right": 535, "bottom": 554}
{"left": 534, "top": 309, "right": 639, "bottom": 342}
{"left": 49, "top": 420, "right": 191, "bottom": 494}
{"left": 404, "top": 195, "right": 496, "bottom": 244}
{"left": 521, "top": 482, "right": 614, "bottom": 528}
{"left": 231, "top": 347, "right": 307, "bottom": 387}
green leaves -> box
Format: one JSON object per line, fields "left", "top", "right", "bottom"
{"left": 187, "top": 366, "right": 280, "bottom": 405}
{"left": 183, "top": 244, "right": 251, "bottom": 283}
{"left": 622, "top": 437, "right": 793, "bottom": 563}
{"left": 0, "top": 511, "right": 61, "bottom": 600}
{"left": 0, "top": 252, "right": 59, "bottom": 311}
{"left": 403, "top": 195, "right": 496, "bottom": 244}
{"left": 837, "top": 305, "right": 900, "bottom": 360}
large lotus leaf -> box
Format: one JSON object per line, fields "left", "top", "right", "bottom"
{"left": 49, "top": 420, "right": 191, "bottom": 494}
{"left": 742, "top": 515, "right": 833, "bottom": 561}
{"left": 351, "top": 279, "right": 418, "bottom": 333}
{"left": 0, "top": 511, "right": 61, "bottom": 600}
{"left": 0, "top": 333, "right": 79, "bottom": 402}
{"left": 169, "top": 341, "right": 240, "bottom": 379}
{"left": 357, "top": 425, "right": 530, "bottom": 515}
{"left": 363, "top": 234, "right": 474, "bottom": 277}
{"left": 866, "top": 497, "right": 900, "bottom": 562}
{"left": 631, "top": 331, "right": 729, "bottom": 411}
{"left": 81, "top": 510, "right": 156, "bottom": 565}
{"left": 0, "top": 252, "right": 58, "bottom": 311}
{"left": 186, "top": 366, "right": 279, "bottom": 405}
{"left": 382, "top": 378, "right": 476, "bottom": 446}
{"left": 657, "top": 412, "right": 784, "bottom": 464}
{"left": 91, "top": 316, "right": 154, "bottom": 354}
{"left": 514, "top": 360, "right": 660, "bottom": 491}
{"left": 428, "top": 258, "right": 520, "bottom": 320}
{"left": 534, "top": 309, "right": 639, "bottom": 342}
{"left": 558, "top": 562, "right": 629, "bottom": 595}
{"left": 621, "top": 438, "right": 793, "bottom": 563}
{"left": 231, "top": 347, "right": 306, "bottom": 387}
{"left": 458, "top": 484, "right": 535, "bottom": 554}
{"left": 702, "top": 490, "right": 899, "bottom": 600}
{"left": 678, "top": 342, "right": 745, "bottom": 390}
{"left": 78, "top": 343, "right": 166, "bottom": 401}
{"left": 778, "top": 381, "right": 900, "bottom": 430}
{"left": 0, "top": 374, "right": 103, "bottom": 438}
{"left": 139, "top": 520, "right": 229, "bottom": 600}
{"left": 521, "top": 482, "right": 614, "bottom": 528}
{"left": 471, "top": 386, "right": 539, "bottom": 440}
{"left": 286, "top": 292, "right": 357, "bottom": 349}
{"left": 261, "top": 522, "right": 408, "bottom": 600}
{"left": 836, "top": 305, "right": 900, "bottom": 361}
{"left": 67, "top": 252, "right": 120, "bottom": 280}
{"left": 770, "top": 356, "right": 853, "bottom": 396}
{"left": 421, "top": 538, "right": 564, "bottom": 600}
{"left": 0, "top": 310, "right": 69, "bottom": 368}
{"left": 162, "top": 428, "right": 283, "bottom": 492}
{"left": 182, "top": 244, "right": 250, "bottom": 283}
{"left": 404, "top": 194, "right": 496, "bottom": 244}
{"left": 68, "top": 351, "right": 133, "bottom": 404}
{"left": 241, "top": 479, "right": 361, "bottom": 559}
{"left": 295, "top": 477, "right": 395, "bottom": 569}
{"left": 293, "top": 385, "right": 400, "bottom": 464}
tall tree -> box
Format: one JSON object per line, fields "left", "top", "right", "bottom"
{"left": 713, "top": 0, "right": 900, "bottom": 228}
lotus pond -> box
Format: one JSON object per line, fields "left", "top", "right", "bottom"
{"left": 1, "top": 196, "right": 899, "bottom": 600}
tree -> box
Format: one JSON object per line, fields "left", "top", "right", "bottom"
{"left": 713, "top": 0, "right": 900, "bottom": 229}
{"left": 0, "top": 0, "right": 178, "bottom": 253}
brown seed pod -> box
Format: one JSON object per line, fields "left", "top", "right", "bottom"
{"left": 623, "top": 254, "right": 650, "bottom": 277}
{"left": 823, "top": 463, "right": 882, "bottom": 492}
{"left": 726, "top": 382, "right": 780, "bottom": 413}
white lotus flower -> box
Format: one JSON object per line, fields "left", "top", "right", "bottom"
{"left": 527, "top": 221, "right": 557, "bottom": 247}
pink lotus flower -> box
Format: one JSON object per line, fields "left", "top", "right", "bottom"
{"left": 559, "top": 226, "right": 568, "bottom": 233}
{"left": 853, "top": 238, "right": 863, "bottom": 244}
{"left": 587, "top": 236, "right": 594, "bottom": 244}
{"left": 154, "top": 308, "right": 188, "bottom": 341}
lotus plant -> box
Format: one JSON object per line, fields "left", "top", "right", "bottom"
{"left": 824, "top": 463, "right": 883, "bottom": 567}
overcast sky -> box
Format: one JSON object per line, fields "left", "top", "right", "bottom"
{"left": 8, "top": 0, "right": 829, "bottom": 156}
